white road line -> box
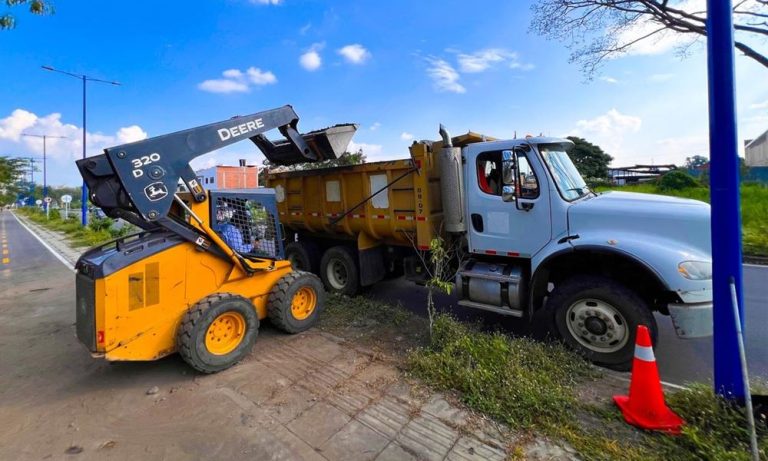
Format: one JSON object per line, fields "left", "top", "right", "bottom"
{"left": 10, "top": 212, "right": 76, "bottom": 272}
{"left": 744, "top": 263, "right": 766, "bottom": 269}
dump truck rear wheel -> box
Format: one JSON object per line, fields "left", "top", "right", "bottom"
{"left": 320, "top": 246, "right": 360, "bottom": 295}
{"left": 549, "top": 275, "right": 657, "bottom": 371}
{"left": 177, "top": 293, "right": 258, "bottom": 374}
{"left": 285, "top": 241, "right": 321, "bottom": 273}
{"left": 268, "top": 271, "right": 325, "bottom": 334}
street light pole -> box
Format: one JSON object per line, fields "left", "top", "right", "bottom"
{"left": 21, "top": 133, "right": 66, "bottom": 219}
{"left": 41, "top": 65, "right": 121, "bottom": 226}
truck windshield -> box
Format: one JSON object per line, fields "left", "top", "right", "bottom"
{"left": 538, "top": 144, "right": 590, "bottom": 201}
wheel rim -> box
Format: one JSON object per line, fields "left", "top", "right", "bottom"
{"left": 205, "top": 311, "right": 246, "bottom": 355}
{"left": 565, "top": 298, "right": 629, "bottom": 353}
{"left": 326, "top": 259, "right": 348, "bottom": 290}
{"left": 291, "top": 286, "right": 317, "bottom": 320}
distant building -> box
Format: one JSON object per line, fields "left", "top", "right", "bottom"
{"left": 608, "top": 164, "right": 677, "bottom": 185}
{"left": 195, "top": 159, "right": 260, "bottom": 190}
{"left": 746, "top": 129, "right": 768, "bottom": 167}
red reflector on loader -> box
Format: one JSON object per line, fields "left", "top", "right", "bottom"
{"left": 97, "top": 330, "right": 105, "bottom": 344}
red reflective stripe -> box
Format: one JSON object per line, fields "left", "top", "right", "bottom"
{"left": 416, "top": 216, "right": 426, "bottom": 221}
{"left": 485, "top": 250, "right": 497, "bottom": 255}
{"left": 418, "top": 245, "right": 429, "bottom": 250}
{"left": 507, "top": 252, "right": 520, "bottom": 257}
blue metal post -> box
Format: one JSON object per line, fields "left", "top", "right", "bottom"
{"left": 81, "top": 76, "right": 88, "bottom": 226}
{"left": 706, "top": 0, "right": 745, "bottom": 399}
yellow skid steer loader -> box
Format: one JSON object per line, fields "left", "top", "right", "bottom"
{"left": 74, "top": 105, "right": 357, "bottom": 373}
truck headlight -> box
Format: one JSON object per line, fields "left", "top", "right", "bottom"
{"left": 678, "top": 261, "right": 712, "bottom": 280}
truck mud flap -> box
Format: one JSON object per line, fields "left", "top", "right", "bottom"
{"left": 359, "top": 246, "right": 386, "bottom": 287}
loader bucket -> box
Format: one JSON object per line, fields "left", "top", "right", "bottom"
{"left": 253, "top": 123, "right": 358, "bottom": 166}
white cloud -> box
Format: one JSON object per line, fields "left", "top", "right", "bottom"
{"left": 599, "top": 76, "right": 618, "bottom": 84}
{"left": 198, "top": 67, "right": 277, "bottom": 94}
{"left": 198, "top": 79, "right": 250, "bottom": 94}
{"left": 369, "top": 122, "right": 381, "bottom": 131}
{"left": 299, "top": 23, "right": 311, "bottom": 35}
{"left": 300, "top": 43, "right": 324, "bottom": 71}
{"left": 649, "top": 73, "right": 675, "bottom": 83}
{"left": 246, "top": 67, "right": 277, "bottom": 85}
{"left": 249, "top": 0, "right": 282, "bottom": 5}
{"left": 0, "top": 108, "right": 148, "bottom": 162}
{"left": 425, "top": 58, "right": 465, "bottom": 94}
{"left": 750, "top": 99, "right": 768, "bottom": 110}
{"left": 574, "top": 109, "right": 642, "bottom": 136}
{"left": 568, "top": 109, "right": 642, "bottom": 162}
{"left": 400, "top": 132, "right": 414, "bottom": 141}
{"left": 348, "top": 141, "right": 384, "bottom": 159}
{"left": 456, "top": 48, "right": 533, "bottom": 73}
{"left": 338, "top": 44, "right": 371, "bottom": 64}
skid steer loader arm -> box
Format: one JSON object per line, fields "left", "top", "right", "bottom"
{"left": 77, "top": 105, "right": 357, "bottom": 226}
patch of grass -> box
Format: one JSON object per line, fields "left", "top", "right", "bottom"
{"left": 409, "top": 315, "right": 597, "bottom": 430}
{"left": 597, "top": 183, "right": 768, "bottom": 256}
{"left": 321, "top": 293, "right": 414, "bottom": 329}
{"left": 407, "top": 314, "right": 767, "bottom": 460}
{"left": 14, "top": 207, "right": 134, "bottom": 247}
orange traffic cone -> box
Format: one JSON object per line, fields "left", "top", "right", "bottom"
{"left": 613, "top": 325, "right": 684, "bottom": 434}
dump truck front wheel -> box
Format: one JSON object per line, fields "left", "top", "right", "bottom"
{"left": 268, "top": 271, "right": 325, "bottom": 333}
{"left": 548, "top": 275, "right": 657, "bottom": 371}
{"left": 177, "top": 293, "right": 259, "bottom": 374}
{"left": 320, "top": 246, "right": 360, "bottom": 295}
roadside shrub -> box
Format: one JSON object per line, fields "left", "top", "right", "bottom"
{"left": 658, "top": 170, "right": 699, "bottom": 191}
{"left": 88, "top": 215, "right": 112, "bottom": 232}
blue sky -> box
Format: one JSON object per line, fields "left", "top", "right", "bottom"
{"left": 1, "top": 0, "right": 766, "bottom": 186}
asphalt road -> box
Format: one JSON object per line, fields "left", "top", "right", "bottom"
{"left": 365, "top": 265, "right": 768, "bottom": 387}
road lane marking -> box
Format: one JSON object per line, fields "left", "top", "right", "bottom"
{"left": 10, "top": 212, "right": 75, "bottom": 271}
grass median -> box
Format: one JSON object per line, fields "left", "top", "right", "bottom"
{"left": 15, "top": 207, "right": 134, "bottom": 247}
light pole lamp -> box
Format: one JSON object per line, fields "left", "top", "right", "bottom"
{"left": 42, "top": 65, "right": 121, "bottom": 225}
{"left": 21, "top": 133, "right": 66, "bottom": 218}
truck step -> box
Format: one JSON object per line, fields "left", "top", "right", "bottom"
{"left": 457, "top": 300, "right": 524, "bottom": 317}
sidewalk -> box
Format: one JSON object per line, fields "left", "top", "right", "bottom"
{"left": 5, "top": 213, "right": 580, "bottom": 461}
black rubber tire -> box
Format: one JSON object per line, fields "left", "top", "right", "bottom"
{"left": 319, "top": 246, "right": 360, "bottom": 295}
{"left": 285, "top": 241, "right": 321, "bottom": 273}
{"left": 548, "top": 275, "right": 657, "bottom": 371}
{"left": 267, "top": 271, "right": 325, "bottom": 334}
{"left": 177, "top": 293, "right": 258, "bottom": 374}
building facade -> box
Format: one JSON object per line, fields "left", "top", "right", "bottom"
{"left": 196, "top": 160, "right": 260, "bottom": 190}
{"left": 746, "top": 129, "right": 768, "bottom": 167}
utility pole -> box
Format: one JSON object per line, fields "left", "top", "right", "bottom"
{"left": 41, "top": 65, "right": 121, "bottom": 225}
{"left": 22, "top": 133, "right": 66, "bottom": 219}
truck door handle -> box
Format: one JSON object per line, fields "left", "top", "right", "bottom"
{"left": 471, "top": 213, "right": 484, "bottom": 233}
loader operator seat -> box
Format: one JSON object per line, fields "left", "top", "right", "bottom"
{"left": 215, "top": 201, "right": 254, "bottom": 254}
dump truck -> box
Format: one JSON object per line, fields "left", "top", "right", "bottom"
{"left": 266, "top": 126, "right": 713, "bottom": 370}
{"left": 74, "top": 105, "right": 357, "bottom": 373}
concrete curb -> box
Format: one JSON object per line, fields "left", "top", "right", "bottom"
{"left": 11, "top": 211, "right": 82, "bottom": 268}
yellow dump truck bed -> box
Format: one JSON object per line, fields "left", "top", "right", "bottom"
{"left": 267, "top": 142, "right": 441, "bottom": 251}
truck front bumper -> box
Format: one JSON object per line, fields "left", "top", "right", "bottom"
{"left": 668, "top": 301, "right": 713, "bottom": 338}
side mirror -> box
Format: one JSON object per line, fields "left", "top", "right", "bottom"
{"left": 501, "top": 149, "right": 534, "bottom": 211}
{"left": 502, "top": 150, "right": 516, "bottom": 185}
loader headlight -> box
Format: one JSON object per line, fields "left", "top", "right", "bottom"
{"left": 678, "top": 261, "right": 712, "bottom": 280}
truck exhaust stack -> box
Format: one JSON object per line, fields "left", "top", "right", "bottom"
{"left": 438, "top": 124, "right": 466, "bottom": 233}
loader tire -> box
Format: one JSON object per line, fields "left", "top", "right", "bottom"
{"left": 177, "top": 293, "right": 258, "bottom": 374}
{"left": 285, "top": 241, "right": 321, "bottom": 273}
{"left": 320, "top": 246, "right": 360, "bottom": 295}
{"left": 268, "top": 271, "right": 325, "bottom": 334}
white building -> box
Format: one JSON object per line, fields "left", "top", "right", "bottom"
{"left": 745, "top": 129, "right": 768, "bottom": 167}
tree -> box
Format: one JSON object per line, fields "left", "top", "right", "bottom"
{"left": 1, "top": 0, "right": 54, "bottom": 30}
{"left": 684, "top": 154, "right": 709, "bottom": 169}
{"left": 0, "top": 157, "right": 30, "bottom": 205}
{"left": 566, "top": 136, "right": 614, "bottom": 179}
{"left": 530, "top": 0, "right": 768, "bottom": 78}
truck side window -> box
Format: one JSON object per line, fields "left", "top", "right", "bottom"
{"left": 477, "top": 152, "right": 503, "bottom": 196}
{"left": 515, "top": 154, "right": 539, "bottom": 199}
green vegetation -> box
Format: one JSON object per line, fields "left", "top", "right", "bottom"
{"left": 566, "top": 136, "right": 613, "bottom": 183}
{"left": 0, "top": 0, "right": 54, "bottom": 30}
{"left": 598, "top": 182, "right": 768, "bottom": 257}
{"left": 15, "top": 206, "right": 134, "bottom": 247}
{"left": 409, "top": 313, "right": 767, "bottom": 460}
{"left": 658, "top": 170, "right": 699, "bottom": 191}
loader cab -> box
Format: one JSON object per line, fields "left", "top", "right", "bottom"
{"left": 463, "top": 138, "right": 579, "bottom": 258}
{"left": 209, "top": 190, "right": 285, "bottom": 260}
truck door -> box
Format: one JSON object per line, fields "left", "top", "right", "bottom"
{"left": 465, "top": 146, "right": 551, "bottom": 258}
